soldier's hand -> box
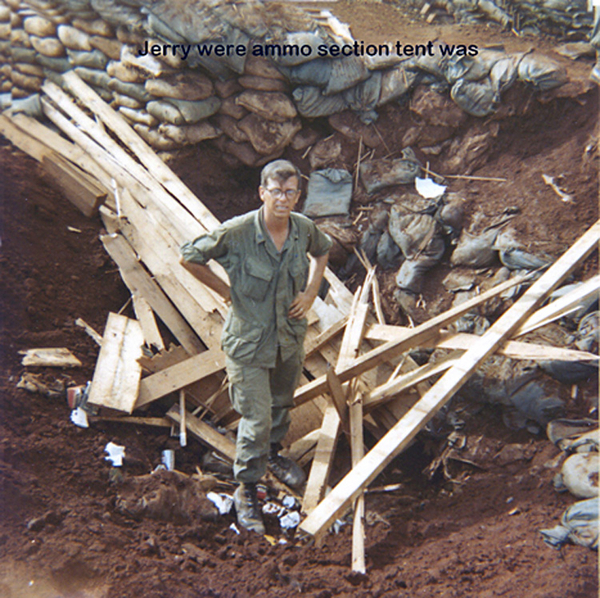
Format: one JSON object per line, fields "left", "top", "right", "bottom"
{"left": 288, "top": 291, "right": 315, "bottom": 319}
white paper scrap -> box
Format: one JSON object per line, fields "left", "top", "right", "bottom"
{"left": 104, "top": 442, "right": 125, "bottom": 467}
{"left": 207, "top": 492, "right": 234, "bottom": 515}
{"left": 280, "top": 511, "right": 301, "bottom": 529}
{"left": 70, "top": 407, "right": 89, "bottom": 428}
{"left": 415, "top": 177, "right": 446, "bottom": 199}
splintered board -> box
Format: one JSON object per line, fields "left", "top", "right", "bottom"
{"left": 87, "top": 312, "right": 144, "bottom": 413}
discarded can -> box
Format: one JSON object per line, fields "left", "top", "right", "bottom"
{"left": 162, "top": 449, "right": 175, "bottom": 471}
{"left": 67, "top": 385, "right": 86, "bottom": 409}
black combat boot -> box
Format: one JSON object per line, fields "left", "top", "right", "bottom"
{"left": 233, "top": 482, "right": 265, "bottom": 534}
{"left": 268, "top": 444, "right": 307, "bottom": 490}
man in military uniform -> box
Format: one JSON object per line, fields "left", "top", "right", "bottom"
{"left": 180, "top": 160, "right": 331, "bottom": 533}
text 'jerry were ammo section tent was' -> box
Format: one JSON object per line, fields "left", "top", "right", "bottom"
{"left": 0, "top": 0, "right": 598, "bottom": 590}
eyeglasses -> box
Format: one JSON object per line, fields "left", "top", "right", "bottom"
{"left": 265, "top": 187, "right": 300, "bottom": 201}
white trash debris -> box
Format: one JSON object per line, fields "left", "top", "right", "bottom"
{"left": 104, "top": 442, "right": 125, "bottom": 467}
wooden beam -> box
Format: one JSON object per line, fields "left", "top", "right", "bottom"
{"left": 326, "top": 368, "right": 349, "bottom": 428}
{"left": 41, "top": 151, "right": 108, "bottom": 217}
{"left": 136, "top": 348, "right": 226, "bottom": 409}
{"left": 293, "top": 275, "right": 528, "bottom": 408}
{"left": 87, "top": 313, "right": 144, "bottom": 414}
{"left": 0, "top": 113, "right": 51, "bottom": 161}
{"left": 366, "top": 326, "right": 599, "bottom": 362}
{"left": 166, "top": 406, "right": 236, "bottom": 462}
{"left": 299, "top": 220, "right": 600, "bottom": 538}
{"left": 132, "top": 294, "right": 165, "bottom": 351}
{"left": 350, "top": 391, "right": 365, "bottom": 574}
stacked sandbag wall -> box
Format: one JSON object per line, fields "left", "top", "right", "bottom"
{"left": 0, "top": 0, "right": 574, "bottom": 164}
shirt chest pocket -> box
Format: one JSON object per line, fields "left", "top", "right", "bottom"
{"left": 240, "top": 256, "right": 273, "bottom": 302}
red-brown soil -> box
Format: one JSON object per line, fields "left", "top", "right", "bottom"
{"left": 1, "top": 3, "right": 598, "bottom": 597}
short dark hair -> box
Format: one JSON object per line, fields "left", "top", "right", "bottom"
{"left": 260, "top": 159, "right": 301, "bottom": 189}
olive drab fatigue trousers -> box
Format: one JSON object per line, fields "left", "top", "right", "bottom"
{"left": 226, "top": 349, "right": 303, "bottom": 483}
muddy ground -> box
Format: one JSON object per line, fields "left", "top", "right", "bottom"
{"left": 1, "top": 2, "right": 599, "bottom": 597}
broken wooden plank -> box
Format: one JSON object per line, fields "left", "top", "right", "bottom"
{"left": 299, "top": 219, "right": 600, "bottom": 538}
{"left": 136, "top": 348, "right": 226, "bottom": 409}
{"left": 167, "top": 405, "right": 236, "bottom": 462}
{"left": 41, "top": 151, "right": 107, "bottom": 217}
{"left": 75, "top": 318, "right": 103, "bottom": 346}
{"left": 101, "top": 232, "right": 204, "bottom": 355}
{"left": 293, "top": 275, "right": 528, "bottom": 408}
{"left": 0, "top": 113, "right": 51, "bottom": 161}
{"left": 87, "top": 313, "right": 144, "bottom": 414}
{"left": 89, "top": 415, "right": 172, "bottom": 427}
{"left": 20, "top": 347, "right": 82, "bottom": 368}
{"left": 132, "top": 294, "right": 165, "bottom": 351}
{"left": 350, "top": 391, "right": 365, "bottom": 574}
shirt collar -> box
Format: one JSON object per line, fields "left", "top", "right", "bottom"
{"left": 254, "top": 206, "right": 300, "bottom": 246}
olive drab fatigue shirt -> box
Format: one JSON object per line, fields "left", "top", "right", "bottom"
{"left": 180, "top": 207, "right": 332, "bottom": 368}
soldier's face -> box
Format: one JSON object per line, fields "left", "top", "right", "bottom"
{"left": 259, "top": 176, "right": 300, "bottom": 220}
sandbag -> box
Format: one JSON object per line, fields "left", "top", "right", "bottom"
{"left": 0, "top": 22, "right": 10, "bottom": 40}
{"left": 57, "top": 25, "right": 92, "bottom": 50}
{"left": 118, "top": 107, "right": 158, "bottom": 127}
{"left": 243, "top": 54, "right": 285, "bottom": 80}
{"left": 517, "top": 53, "right": 568, "bottom": 91}
{"left": 308, "top": 136, "right": 342, "bottom": 170}
{"left": 90, "top": 0, "right": 143, "bottom": 28}
{"left": 378, "top": 65, "right": 418, "bottom": 105}
{"left": 238, "top": 113, "right": 301, "bottom": 155}
{"left": 219, "top": 96, "right": 247, "bottom": 120}
{"left": 377, "top": 230, "right": 403, "bottom": 270}
{"left": 24, "top": 15, "right": 56, "bottom": 37}
{"left": 555, "top": 453, "right": 599, "bottom": 498}
{"left": 158, "top": 121, "right": 221, "bottom": 145}
{"left": 288, "top": 59, "right": 332, "bottom": 88}
{"left": 11, "top": 29, "right": 32, "bottom": 47}
{"left": 107, "top": 78, "right": 149, "bottom": 102}
{"left": 12, "top": 47, "right": 38, "bottom": 65}
{"left": 14, "top": 63, "right": 44, "bottom": 77}
{"left": 214, "top": 114, "right": 248, "bottom": 143}
{"left": 74, "top": 66, "right": 111, "bottom": 89}
{"left": 390, "top": 211, "right": 444, "bottom": 261}
{"left": 343, "top": 72, "right": 381, "bottom": 123}
{"left": 89, "top": 35, "right": 122, "bottom": 60}
{"left": 444, "top": 54, "right": 491, "bottom": 84}
{"left": 324, "top": 56, "right": 370, "bottom": 95}
{"left": 10, "top": 70, "right": 42, "bottom": 92}
{"left": 450, "top": 77, "right": 497, "bottom": 117}
{"left": 292, "top": 85, "right": 348, "bottom": 118}
{"left": 303, "top": 169, "right": 353, "bottom": 218}
{"left": 146, "top": 12, "right": 188, "bottom": 44}
{"left": 235, "top": 90, "right": 296, "bottom": 123}
{"left": 450, "top": 227, "right": 500, "bottom": 268}
{"left": 107, "top": 60, "right": 146, "bottom": 83}
{"left": 116, "top": 26, "right": 145, "bottom": 45}
{"left": 145, "top": 72, "right": 214, "bottom": 101}
{"left": 574, "top": 311, "right": 599, "bottom": 353}
{"left": 72, "top": 18, "right": 114, "bottom": 37}
{"left": 113, "top": 92, "right": 143, "bottom": 109}
{"left": 36, "top": 55, "right": 72, "bottom": 73}
{"left": 238, "top": 75, "right": 287, "bottom": 93}
{"left": 272, "top": 32, "right": 326, "bottom": 67}
{"left": 146, "top": 100, "right": 185, "bottom": 125}
{"left": 133, "top": 124, "right": 180, "bottom": 150}
{"left": 540, "top": 498, "right": 599, "bottom": 550}
{"left": 90, "top": 84, "right": 114, "bottom": 103}
{"left": 30, "top": 36, "right": 66, "bottom": 58}
{"left": 168, "top": 96, "right": 221, "bottom": 124}
{"left": 0, "top": 6, "right": 10, "bottom": 22}
{"left": 121, "top": 44, "right": 167, "bottom": 78}
{"left": 215, "top": 78, "right": 242, "bottom": 99}
{"left": 217, "top": 137, "right": 279, "bottom": 168}
{"left": 360, "top": 149, "right": 421, "bottom": 194}
{"left": 502, "top": 378, "right": 564, "bottom": 431}
{"left": 67, "top": 49, "right": 108, "bottom": 70}
{"left": 364, "top": 45, "right": 405, "bottom": 70}
{"left": 490, "top": 53, "right": 523, "bottom": 95}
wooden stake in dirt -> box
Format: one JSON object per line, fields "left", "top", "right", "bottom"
{"left": 299, "top": 220, "right": 600, "bottom": 539}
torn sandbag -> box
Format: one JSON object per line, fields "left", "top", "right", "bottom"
{"left": 517, "top": 53, "right": 568, "bottom": 91}
{"left": 450, "top": 77, "right": 497, "bottom": 117}
{"left": 378, "top": 64, "right": 418, "bottom": 105}
{"left": 303, "top": 169, "right": 353, "bottom": 218}
{"left": 360, "top": 148, "right": 421, "bottom": 194}
{"left": 547, "top": 419, "right": 599, "bottom": 453}
{"left": 292, "top": 85, "right": 349, "bottom": 118}
{"left": 554, "top": 452, "right": 599, "bottom": 498}
{"left": 145, "top": 72, "right": 214, "bottom": 101}
{"left": 540, "top": 497, "right": 598, "bottom": 550}
{"left": 238, "top": 114, "right": 301, "bottom": 155}
{"left": 235, "top": 90, "right": 297, "bottom": 122}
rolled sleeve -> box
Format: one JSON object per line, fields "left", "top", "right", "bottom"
{"left": 180, "top": 227, "right": 229, "bottom": 267}
{"left": 309, "top": 224, "right": 333, "bottom": 258}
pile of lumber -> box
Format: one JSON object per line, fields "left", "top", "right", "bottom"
{"left": 1, "top": 71, "right": 598, "bottom": 572}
